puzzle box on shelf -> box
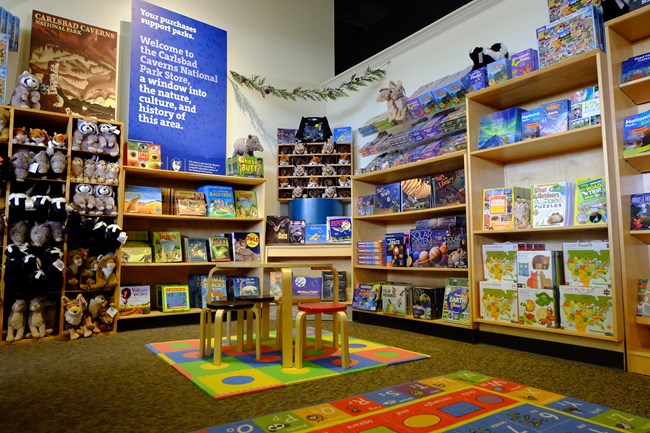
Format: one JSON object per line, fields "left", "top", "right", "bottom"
{"left": 509, "top": 48, "right": 538, "bottom": 77}
{"left": 517, "top": 287, "right": 558, "bottom": 328}
{"left": 539, "top": 99, "right": 570, "bottom": 137}
{"left": 516, "top": 250, "right": 562, "bottom": 289}
{"left": 479, "top": 280, "right": 518, "bottom": 324}
{"left": 562, "top": 240, "right": 610, "bottom": 287}
{"left": 125, "top": 141, "right": 161, "bottom": 169}
{"left": 352, "top": 282, "right": 381, "bottom": 311}
{"left": 381, "top": 283, "right": 412, "bottom": 317}
{"left": 569, "top": 86, "right": 600, "bottom": 129}
{"left": 482, "top": 242, "right": 518, "bottom": 283}
{"left": 375, "top": 182, "right": 401, "bottom": 214}
{"left": 478, "top": 108, "right": 525, "bottom": 150}
{"left": 559, "top": 285, "right": 613, "bottom": 336}
{"left": 226, "top": 155, "right": 263, "bottom": 178}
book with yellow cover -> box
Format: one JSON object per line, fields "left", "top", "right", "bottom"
{"left": 159, "top": 285, "right": 190, "bottom": 313}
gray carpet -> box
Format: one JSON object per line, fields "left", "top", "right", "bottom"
{"left": 1, "top": 321, "right": 650, "bottom": 433}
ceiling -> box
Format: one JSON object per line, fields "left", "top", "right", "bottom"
{"left": 334, "top": 0, "right": 474, "bottom": 74}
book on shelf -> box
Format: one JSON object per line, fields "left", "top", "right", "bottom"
{"left": 630, "top": 193, "right": 650, "bottom": 230}
{"left": 197, "top": 185, "right": 235, "bottom": 218}
{"left": 289, "top": 220, "right": 306, "bottom": 244}
{"left": 432, "top": 169, "right": 465, "bottom": 207}
{"left": 151, "top": 232, "right": 183, "bottom": 263}
{"left": 562, "top": 241, "right": 610, "bottom": 287}
{"left": 124, "top": 185, "right": 162, "bottom": 214}
{"left": 638, "top": 279, "right": 650, "bottom": 317}
{"left": 385, "top": 233, "right": 409, "bottom": 267}
{"left": 357, "top": 195, "right": 375, "bottom": 216}
{"left": 269, "top": 271, "right": 283, "bottom": 298}
{"left": 531, "top": 181, "right": 574, "bottom": 228}
{"left": 161, "top": 188, "right": 173, "bottom": 215}
{"left": 226, "top": 232, "right": 262, "bottom": 262}
{"left": 118, "top": 285, "right": 151, "bottom": 316}
{"left": 408, "top": 228, "right": 446, "bottom": 268}
{"left": 173, "top": 190, "right": 207, "bottom": 216}
{"left": 573, "top": 177, "right": 607, "bottom": 226}
{"left": 516, "top": 250, "right": 563, "bottom": 289}
{"left": 517, "top": 287, "right": 558, "bottom": 328}
{"left": 400, "top": 177, "right": 432, "bottom": 212}
{"left": 305, "top": 224, "right": 327, "bottom": 243}
{"left": 327, "top": 216, "right": 352, "bottom": 243}
{"left": 479, "top": 280, "right": 518, "bottom": 324}
{"left": 321, "top": 270, "right": 347, "bottom": 302}
{"left": 158, "top": 285, "right": 191, "bottom": 313}
{"left": 188, "top": 274, "right": 228, "bottom": 309}
{"left": 352, "top": 282, "right": 382, "bottom": 311}
{"left": 381, "top": 282, "right": 412, "bottom": 317}
{"left": 482, "top": 242, "right": 518, "bottom": 283}
{"left": 183, "top": 237, "right": 209, "bottom": 262}
{"left": 375, "top": 182, "right": 401, "bottom": 214}
{"left": 266, "top": 216, "right": 291, "bottom": 244}
{"left": 234, "top": 190, "right": 258, "bottom": 218}
{"left": 558, "top": 285, "right": 613, "bottom": 336}
{"left": 121, "top": 241, "right": 153, "bottom": 263}
{"left": 441, "top": 277, "right": 470, "bottom": 325}
{"left": 292, "top": 276, "right": 322, "bottom": 297}
{"left": 333, "top": 126, "right": 352, "bottom": 143}
{"left": 208, "top": 236, "right": 231, "bottom": 262}
{"left": 409, "top": 286, "right": 445, "bottom": 320}
{"left": 228, "top": 276, "right": 260, "bottom": 298}
{"left": 482, "top": 187, "right": 531, "bottom": 230}
{"left": 622, "top": 109, "right": 650, "bottom": 157}
{"left": 569, "top": 86, "right": 600, "bottom": 129}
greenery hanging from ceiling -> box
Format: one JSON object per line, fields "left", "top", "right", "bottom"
{"left": 229, "top": 67, "right": 386, "bottom": 102}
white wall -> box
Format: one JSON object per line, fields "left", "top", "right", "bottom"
{"left": 324, "top": 0, "right": 551, "bottom": 169}
{"left": 4, "top": 0, "right": 334, "bottom": 216}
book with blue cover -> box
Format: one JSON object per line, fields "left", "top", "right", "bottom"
{"left": 197, "top": 185, "right": 235, "bottom": 218}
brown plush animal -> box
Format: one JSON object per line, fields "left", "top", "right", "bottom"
{"left": 79, "top": 256, "right": 99, "bottom": 290}
{"left": 61, "top": 294, "right": 92, "bottom": 340}
{"left": 0, "top": 107, "right": 9, "bottom": 144}
{"left": 91, "top": 255, "right": 118, "bottom": 290}
{"left": 66, "top": 249, "right": 84, "bottom": 290}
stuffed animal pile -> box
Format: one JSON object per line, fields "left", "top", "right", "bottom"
{"left": 10, "top": 71, "right": 41, "bottom": 110}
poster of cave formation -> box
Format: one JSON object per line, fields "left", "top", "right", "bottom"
{"left": 29, "top": 10, "right": 117, "bottom": 120}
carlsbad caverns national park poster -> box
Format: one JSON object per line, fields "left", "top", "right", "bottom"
{"left": 29, "top": 10, "right": 117, "bottom": 120}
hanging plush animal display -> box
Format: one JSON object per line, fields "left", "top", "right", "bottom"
{"left": 469, "top": 43, "right": 509, "bottom": 70}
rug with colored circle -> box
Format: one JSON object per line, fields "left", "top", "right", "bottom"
{"left": 145, "top": 329, "right": 429, "bottom": 400}
{"left": 191, "top": 370, "right": 650, "bottom": 432}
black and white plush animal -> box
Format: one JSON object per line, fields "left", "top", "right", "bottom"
{"left": 469, "top": 43, "right": 509, "bottom": 70}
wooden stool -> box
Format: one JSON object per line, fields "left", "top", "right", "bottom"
{"left": 199, "top": 300, "right": 261, "bottom": 366}
{"left": 235, "top": 295, "right": 278, "bottom": 348}
{"left": 294, "top": 302, "right": 349, "bottom": 369}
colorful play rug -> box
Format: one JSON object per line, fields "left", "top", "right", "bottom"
{"left": 193, "top": 370, "right": 650, "bottom": 433}
{"left": 146, "top": 329, "right": 428, "bottom": 400}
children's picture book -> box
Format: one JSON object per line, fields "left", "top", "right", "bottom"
{"left": 385, "top": 233, "right": 409, "bottom": 267}
{"left": 482, "top": 187, "right": 531, "bottom": 230}
{"left": 559, "top": 285, "right": 613, "bottom": 335}
{"left": 409, "top": 228, "right": 447, "bottom": 268}
{"left": 517, "top": 287, "right": 558, "bottom": 328}
{"left": 521, "top": 109, "right": 541, "bottom": 140}
{"left": 305, "top": 224, "right": 327, "bottom": 243}
{"left": 160, "top": 285, "right": 191, "bottom": 313}
{"left": 119, "top": 285, "right": 151, "bottom": 316}
{"left": 482, "top": 242, "right": 518, "bottom": 282}
{"left": 569, "top": 86, "right": 600, "bottom": 129}
{"left": 289, "top": 220, "right": 306, "bottom": 244}
{"left": 183, "top": 237, "right": 208, "bottom": 262}
{"left": 531, "top": 182, "right": 573, "bottom": 228}
{"left": 228, "top": 232, "right": 261, "bottom": 262}
{"left": 375, "top": 183, "right": 401, "bottom": 214}
{"left": 539, "top": 99, "right": 570, "bottom": 136}
{"left": 357, "top": 194, "right": 375, "bottom": 216}
{"left": 352, "top": 282, "right": 382, "bottom": 311}
{"left": 622, "top": 109, "right": 650, "bottom": 156}
{"left": 151, "top": 232, "right": 182, "bottom": 263}
{"left": 333, "top": 126, "right": 353, "bottom": 143}
{"left": 432, "top": 169, "right": 465, "bottom": 207}
{"left": 174, "top": 190, "right": 207, "bottom": 216}
{"left": 573, "top": 177, "right": 607, "bottom": 225}
{"left": 121, "top": 241, "right": 153, "bottom": 263}
{"left": 292, "top": 276, "right": 322, "bottom": 297}
{"left": 631, "top": 193, "right": 650, "bottom": 230}
{"left": 228, "top": 276, "right": 260, "bottom": 298}
{"left": 266, "top": 216, "right": 291, "bottom": 244}
{"left": 326, "top": 216, "right": 352, "bottom": 243}
{"left": 188, "top": 274, "right": 228, "bottom": 309}
{"left": 269, "top": 271, "right": 284, "bottom": 298}
{"left": 29, "top": 10, "right": 117, "bottom": 119}
{"left": 401, "top": 177, "right": 432, "bottom": 212}
{"left": 277, "top": 128, "right": 297, "bottom": 144}
{"left": 197, "top": 185, "right": 235, "bottom": 218}
{"left": 479, "top": 280, "right": 518, "bottom": 323}
{"left": 441, "top": 277, "right": 470, "bottom": 325}
{"left": 208, "top": 236, "right": 230, "bottom": 262}
{"left": 638, "top": 279, "right": 650, "bottom": 317}
{"left": 516, "top": 250, "right": 560, "bottom": 289}
{"left": 321, "top": 270, "right": 347, "bottom": 302}
{"left": 563, "top": 241, "right": 610, "bottom": 287}
{"left": 381, "top": 283, "right": 412, "bottom": 317}
{"left": 234, "top": 190, "right": 258, "bottom": 218}
{"left": 124, "top": 186, "right": 163, "bottom": 214}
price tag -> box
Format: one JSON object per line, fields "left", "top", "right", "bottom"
{"left": 117, "top": 232, "right": 128, "bottom": 244}
{"left": 107, "top": 306, "right": 118, "bottom": 318}
{"left": 29, "top": 162, "right": 39, "bottom": 173}
{"left": 53, "top": 259, "right": 64, "bottom": 272}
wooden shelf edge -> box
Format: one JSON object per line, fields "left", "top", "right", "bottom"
{"left": 620, "top": 76, "right": 650, "bottom": 105}
{"left": 353, "top": 264, "right": 468, "bottom": 272}
{"left": 636, "top": 316, "right": 650, "bottom": 326}
{"left": 122, "top": 213, "right": 263, "bottom": 222}
{"left": 473, "top": 224, "right": 609, "bottom": 235}
{"left": 355, "top": 203, "right": 466, "bottom": 222}
{"left": 123, "top": 166, "right": 265, "bottom": 185}
{"left": 351, "top": 309, "right": 474, "bottom": 329}
{"left": 266, "top": 244, "right": 351, "bottom": 258}
{"left": 474, "top": 317, "right": 618, "bottom": 341}
{"left": 121, "top": 262, "right": 220, "bottom": 267}
{"left": 118, "top": 308, "right": 202, "bottom": 320}
{"left": 353, "top": 150, "right": 466, "bottom": 183}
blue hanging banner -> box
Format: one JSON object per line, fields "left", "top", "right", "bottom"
{"left": 129, "top": 0, "right": 227, "bottom": 174}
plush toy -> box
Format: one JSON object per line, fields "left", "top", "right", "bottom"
{"left": 10, "top": 71, "right": 42, "bottom": 109}
{"left": 41, "top": 246, "right": 64, "bottom": 291}
{"left": 293, "top": 165, "right": 306, "bottom": 177}
{"left": 66, "top": 249, "right": 84, "bottom": 290}
{"left": 232, "top": 134, "right": 263, "bottom": 157}
{"left": 27, "top": 297, "right": 47, "bottom": 338}
{"left": 322, "top": 186, "right": 337, "bottom": 198}
{"left": 338, "top": 175, "right": 350, "bottom": 187}
{"left": 49, "top": 150, "right": 67, "bottom": 176}
{"left": 309, "top": 156, "right": 321, "bottom": 165}
{"left": 45, "top": 220, "right": 64, "bottom": 243}
{"left": 33, "top": 150, "right": 50, "bottom": 177}
{"left": 279, "top": 155, "right": 290, "bottom": 166}
{"left": 377, "top": 80, "right": 407, "bottom": 123}
{"left": 29, "top": 128, "right": 48, "bottom": 146}
{"left": 338, "top": 154, "right": 350, "bottom": 165}
{"left": 61, "top": 294, "right": 92, "bottom": 340}
{"left": 8, "top": 192, "right": 31, "bottom": 222}
{"left": 83, "top": 158, "right": 97, "bottom": 183}
{"left": 97, "top": 122, "right": 120, "bottom": 156}
{"left": 307, "top": 176, "right": 319, "bottom": 188}
{"left": 322, "top": 141, "right": 335, "bottom": 154}
{"left": 294, "top": 142, "right": 306, "bottom": 154}
{"left": 72, "top": 119, "right": 99, "bottom": 152}
{"left": 30, "top": 221, "right": 52, "bottom": 247}
{"left": 72, "top": 183, "right": 96, "bottom": 214}
{"left": 79, "top": 256, "right": 99, "bottom": 290}
{"left": 9, "top": 220, "right": 30, "bottom": 245}
{"left": 321, "top": 164, "right": 335, "bottom": 176}
{"left": 11, "top": 148, "right": 35, "bottom": 182}
{"left": 469, "top": 42, "right": 508, "bottom": 70}
{"left": 48, "top": 132, "right": 67, "bottom": 155}
{"left": 0, "top": 107, "right": 9, "bottom": 144}
{"left": 292, "top": 185, "right": 306, "bottom": 199}
{"left": 30, "top": 194, "right": 51, "bottom": 223}
{"left": 6, "top": 299, "right": 28, "bottom": 342}
{"left": 94, "top": 185, "right": 116, "bottom": 216}
{"left": 94, "top": 159, "right": 108, "bottom": 184}
{"left": 12, "top": 128, "right": 28, "bottom": 146}
{"left": 279, "top": 177, "right": 290, "bottom": 188}
{"left": 70, "top": 157, "right": 84, "bottom": 182}
{"left": 105, "top": 162, "right": 120, "bottom": 186}
{"left": 48, "top": 185, "right": 67, "bottom": 222}
{"left": 91, "top": 255, "right": 118, "bottom": 290}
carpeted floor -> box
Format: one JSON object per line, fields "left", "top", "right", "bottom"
{"left": 2, "top": 321, "right": 650, "bottom": 433}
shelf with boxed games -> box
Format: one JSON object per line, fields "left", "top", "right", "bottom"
{"left": 355, "top": 203, "right": 466, "bottom": 223}
{"left": 605, "top": 5, "right": 650, "bottom": 375}
{"left": 266, "top": 244, "right": 351, "bottom": 259}
{"left": 122, "top": 212, "right": 263, "bottom": 223}
{"left": 354, "top": 150, "right": 465, "bottom": 185}
{"left": 466, "top": 47, "right": 625, "bottom": 350}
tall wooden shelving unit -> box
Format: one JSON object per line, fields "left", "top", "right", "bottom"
{"left": 118, "top": 167, "right": 266, "bottom": 324}
{"left": 466, "top": 50, "right": 625, "bottom": 355}
{"left": 605, "top": 6, "right": 650, "bottom": 375}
